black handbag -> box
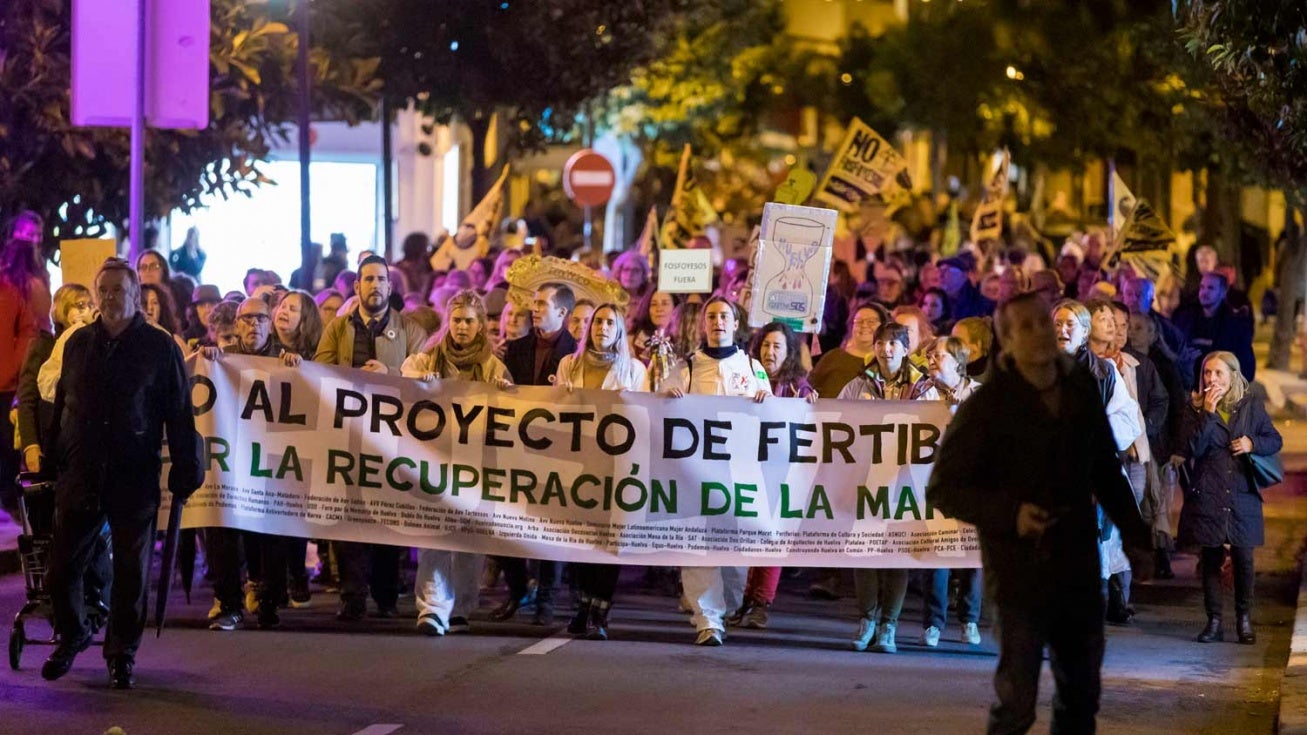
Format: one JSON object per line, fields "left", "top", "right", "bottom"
{"left": 1247, "top": 452, "right": 1284, "bottom": 490}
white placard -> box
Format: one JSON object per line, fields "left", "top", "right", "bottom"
{"left": 658, "top": 248, "right": 714, "bottom": 294}
{"left": 747, "top": 203, "right": 838, "bottom": 331}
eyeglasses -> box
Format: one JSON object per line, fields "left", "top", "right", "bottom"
{"left": 138, "top": 262, "right": 162, "bottom": 272}
{"left": 238, "top": 314, "right": 271, "bottom": 324}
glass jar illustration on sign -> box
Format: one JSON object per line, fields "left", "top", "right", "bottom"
{"left": 763, "top": 216, "right": 824, "bottom": 320}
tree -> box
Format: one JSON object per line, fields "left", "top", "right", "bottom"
{"left": 323, "top": 0, "right": 687, "bottom": 200}
{"left": 1178, "top": 2, "right": 1307, "bottom": 370}
{"left": 0, "top": 0, "right": 379, "bottom": 249}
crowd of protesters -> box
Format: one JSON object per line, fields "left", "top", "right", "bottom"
{"left": 0, "top": 207, "right": 1284, "bottom": 699}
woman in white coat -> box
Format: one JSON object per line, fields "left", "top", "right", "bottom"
{"left": 400, "top": 289, "right": 510, "bottom": 636}
{"left": 556, "top": 303, "right": 649, "bottom": 640}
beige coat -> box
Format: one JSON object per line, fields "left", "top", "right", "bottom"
{"left": 314, "top": 307, "right": 428, "bottom": 373}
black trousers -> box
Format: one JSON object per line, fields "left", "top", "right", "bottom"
{"left": 205, "top": 528, "right": 246, "bottom": 612}
{"left": 498, "top": 557, "right": 562, "bottom": 611}
{"left": 1201, "top": 545, "right": 1255, "bottom": 618}
{"left": 48, "top": 504, "right": 157, "bottom": 661}
{"left": 988, "top": 590, "right": 1105, "bottom": 735}
{"left": 251, "top": 532, "right": 289, "bottom": 609}
{"left": 0, "top": 391, "right": 18, "bottom": 509}
{"left": 575, "top": 563, "right": 621, "bottom": 602}
{"left": 337, "top": 541, "right": 399, "bottom": 610}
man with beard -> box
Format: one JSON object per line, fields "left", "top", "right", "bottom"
{"left": 315, "top": 256, "right": 428, "bottom": 622}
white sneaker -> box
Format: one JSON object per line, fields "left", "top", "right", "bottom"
{"left": 921, "top": 625, "right": 941, "bottom": 648}
{"left": 963, "top": 622, "right": 982, "bottom": 645}
{"left": 871, "top": 621, "right": 897, "bottom": 653}
{"left": 695, "top": 629, "right": 723, "bottom": 646}
{"left": 851, "top": 618, "right": 877, "bottom": 651}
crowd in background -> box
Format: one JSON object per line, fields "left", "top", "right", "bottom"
{"left": 0, "top": 205, "right": 1282, "bottom": 652}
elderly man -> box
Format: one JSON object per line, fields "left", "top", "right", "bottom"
{"left": 928, "top": 293, "right": 1148, "bottom": 735}
{"left": 41, "top": 258, "right": 203, "bottom": 689}
{"left": 316, "top": 256, "right": 427, "bottom": 622}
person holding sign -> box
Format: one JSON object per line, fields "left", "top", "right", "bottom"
{"left": 665, "top": 297, "right": 771, "bottom": 646}
{"left": 838, "top": 322, "right": 939, "bottom": 654}
{"left": 927, "top": 293, "right": 1148, "bottom": 735}
{"left": 556, "top": 303, "right": 649, "bottom": 640}
{"left": 399, "top": 290, "right": 510, "bottom": 636}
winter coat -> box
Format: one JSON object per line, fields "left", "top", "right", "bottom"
{"left": 1177, "top": 396, "right": 1282, "bottom": 548}
{"left": 50, "top": 314, "right": 203, "bottom": 514}
{"left": 16, "top": 331, "right": 54, "bottom": 452}
{"left": 926, "top": 354, "right": 1148, "bottom": 608}
{"left": 315, "top": 306, "right": 428, "bottom": 373}
{"left": 504, "top": 329, "right": 579, "bottom": 387}
{"left": 1173, "top": 301, "right": 1256, "bottom": 382}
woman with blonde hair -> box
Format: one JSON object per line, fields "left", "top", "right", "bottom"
{"left": 556, "top": 303, "right": 648, "bottom": 640}
{"left": 400, "top": 290, "right": 510, "bottom": 636}
{"left": 1180, "top": 351, "right": 1282, "bottom": 645}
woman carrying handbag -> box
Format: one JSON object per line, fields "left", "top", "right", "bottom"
{"left": 1178, "top": 351, "right": 1282, "bottom": 644}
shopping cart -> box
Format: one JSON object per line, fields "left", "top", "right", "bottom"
{"left": 8, "top": 473, "right": 107, "bottom": 670}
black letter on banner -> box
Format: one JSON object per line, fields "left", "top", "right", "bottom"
{"left": 758, "top": 422, "right": 783, "bottom": 461}
{"left": 823, "top": 423, "right": 855, "bottom": 463}
{"left": 519, "top": 408, "right": 554, "bottom": 450}
{"left": 485, "top": 406, "right": 515, "bottom": 448}
{"left": 334, "top": 389, "right": 367, "bottom": 429}
{"left": 190, "top": 375, "right": 216, "bottom": 416}
{"left": 371, "top": 394, "right": 403, "bottom": 436}
{"left": 452, "top": 403, "right": 484, "bottom": 443}
{"left": 859, "top": 424, "right": 893, "bottom": 464}
{"left": 912, "top": 423, "right": 941, "bottom": 464}
{"left": 407, "top": 400, "right": 446, "bottom": 441}
{"left": 278, "top": 382, "right": 306, "bottom": 424}
{"left": 558, "top": 412, "right": 595, "bottom": 451}
{"left": 663, "top": 418, "right": 698, "bottom": 459}
{"left": 596, "top": 414, "right": 634, "bottom": 455}
{"left": 789, "top": 423, "right": 817, "bottom": 464}
{"left": 703, "top": 420, "right": 731, "bottom": 461}
{"left": 358, "top": 454, "right": 384, "bottom": 489}
{"left": 241, "top": 379, "right": 274, "bottom": 422}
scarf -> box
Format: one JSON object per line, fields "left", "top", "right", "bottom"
{"left": 700, "top": 343, "right": 739, "bottom": 360}
{"left": 432, "top": 332, "right": 492, "bottom": 382}
{"left": 583, "top": 348, "right": 618, "bottom": 368}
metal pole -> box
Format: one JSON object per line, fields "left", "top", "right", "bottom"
{"left": 128, "top": 0, "right": 147, "bottom": 260}
{"left": 583, "top": 206, "right": 593, "bottom": 253}
{"left": 381, "top": 95, "right": 394, "bottom": 259}
{"left": 297, "top": 0, "right": 312, "bottom": 281}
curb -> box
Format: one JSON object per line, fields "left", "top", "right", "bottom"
{"left": 1281, "top": 554, "right": 1307, "bottom": 734}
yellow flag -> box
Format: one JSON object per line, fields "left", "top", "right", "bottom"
{"left": 659, "top": 144, "right": 718, "bottom": 249}
{"left": 636, "top": 205, "right": 659, "bottom": 260}
{"left": 811, "top": 118, "right": 911, "bottom": 212}
{"left": 969, "top": 149, "right": 1010, "bottom": 247}
{"left": 463, "top": 165, "right": 511, "bottom": 238}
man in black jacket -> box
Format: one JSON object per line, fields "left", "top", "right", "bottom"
{"left": 927, "top": 293, "right": 1148, "bottom": 735}
{"left": 492, "top": 282, "right": 577, "bottom": 625}
{"left": 41, "top": 258, "right": 203, "bottom": 689}
{"left": 1173, "top": 272, "right": 1255, "bottom": 383}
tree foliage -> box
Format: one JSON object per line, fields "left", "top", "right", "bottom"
{"left": 0, "top": 0, "right": 379, "bottom": 242}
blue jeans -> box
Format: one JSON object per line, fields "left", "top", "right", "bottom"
{"left": 924, "top": 568, "right": 982, "bottom": 630}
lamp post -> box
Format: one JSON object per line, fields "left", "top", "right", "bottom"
{"left": 296, "top": 0, "right": 313, "bottom": 286}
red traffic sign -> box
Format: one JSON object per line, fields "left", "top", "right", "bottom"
{"left": 563, "top": 149, "right": 616, "bottom": 208}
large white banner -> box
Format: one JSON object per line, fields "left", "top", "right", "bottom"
{"left": 164, "top": 356, "right": 980, "bottom": 569}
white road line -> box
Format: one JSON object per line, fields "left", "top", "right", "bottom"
{"left": 351, "top": 725, "right": 403, "bottom": 735}
{"left": 517, "top": 635, "right": 573, "bottom": 655}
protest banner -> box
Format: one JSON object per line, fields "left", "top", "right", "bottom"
{"left": 969, "top": 149, "right": 1010, "bottom": 247}
{"left": 1105, "top": 170, "right": 1177, "bottom": 281}
{"left": 658, "top": 248, "right": 714, "bottom": 293}
{"left": 811, "top": 118, "right": 911, "bottom": 212}
{"left": 659, "top": 144, "right": 719, "bottom": 250}
{"left": 747, "top": 203, "right": 838, "bottom": 331}
{"left": 164, "top": 356, "right": 979, "bottom": 569}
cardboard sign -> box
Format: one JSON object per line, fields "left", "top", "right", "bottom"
{"left": 811, "top": 118, "right": 910, "bottom": 212}
{"left": 60, "top": 238, "right": 118, "bottom": 289}
{"left": 658, "top": 248, "right": 713, "bottom": 294}
{"left": 747, "top": 203, "right": 838, "bottom": 331}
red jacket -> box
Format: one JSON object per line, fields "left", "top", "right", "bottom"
{"left": 0, "top": 280, "right": 38, "bottom": 393}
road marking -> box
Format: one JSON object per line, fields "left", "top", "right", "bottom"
{"left": 351, "top": 726, "right": 403, "bottom": 735}
{"left": 517, "top": 635, "right": 572, "bottom": 655}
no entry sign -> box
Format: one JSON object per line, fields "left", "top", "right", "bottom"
{"left": 564, "top": 149, "right": 616, "bottom": 207}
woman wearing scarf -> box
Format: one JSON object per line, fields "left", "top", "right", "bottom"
{"left": 400, "top": 290, "right": 511, "bottom": 636}
{"left": 556, "top": 303, "right": 649, "bottom": 640}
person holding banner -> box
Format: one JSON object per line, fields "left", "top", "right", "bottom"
{"left": 41, "top": 257, "right": 204, "bottom": 689}
{"left": 665, "top": 296, "right": 771, "bottom": 646}
{"left": 838, "top": 322, "right": 939, "bottom": 654}
{"left": 493, "top": 282, "right": 578, "bottom": 625}
{"left": 927, "top": 292, "right": 1148, "bottom": 735}
{"left": 399, "top": 289, "right": 511, "bottom": 636}
{"left": 555, "top": 302, "right": 649, "bottom": 640}
{"left": 315, "top": 256, "right": 429, "bottom": 623}
{"left": 723, "top": 322, "right": 817, "bottom": 631}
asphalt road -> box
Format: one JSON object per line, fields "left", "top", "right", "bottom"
{"left": 2, "top": 484, "right": 1305, "bottom": 735}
